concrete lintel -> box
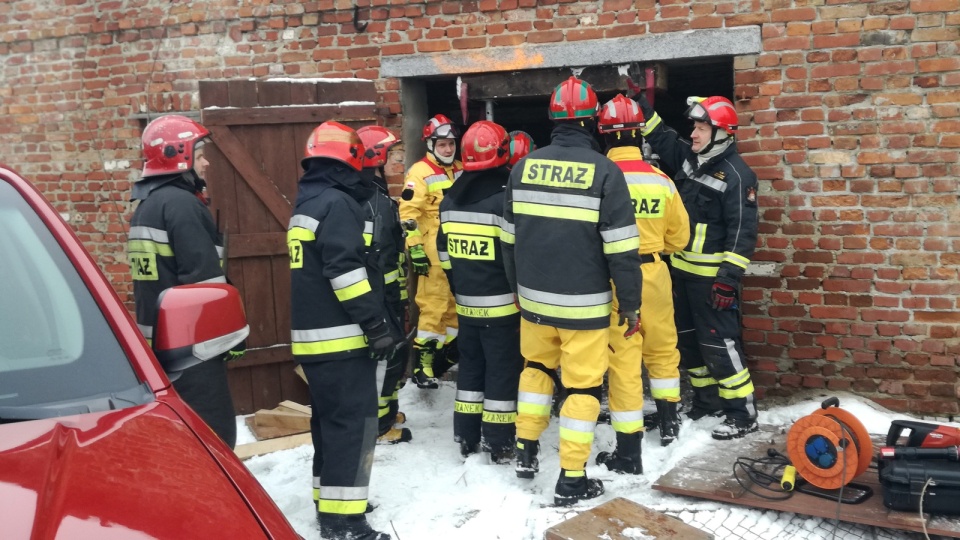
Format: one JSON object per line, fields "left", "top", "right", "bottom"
{"left": 381, "top": 27, "right": 761, "bottom": 78}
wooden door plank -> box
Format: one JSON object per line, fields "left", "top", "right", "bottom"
{"left": 228, "top": 232, "right": 286, "bottom": 258}
{"left": 199, "top": 80, "right": 230, "bottom": 108}
{"left": 241, "top": 258, "right": 279, "bottom": 348}
{"left": 316, "top": 79, "right": 377, "bottom": 104}
{"left": 228, "top": 346, "right": 291, "bottom": 369}
{"left": 251, "top": 363, "right": 284, "bottom": 412}
{"left": 207, "top": 126, "right": 292, "bottom": 228}
{"left": 201, "top": 104, "right": 378, "bottom": 126}
{"left": 227, "top": 366, "right": 254, "bottom": 415}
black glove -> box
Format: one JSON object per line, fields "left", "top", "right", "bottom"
{"left": 365, "top": 321, "right": 397, "bottom": 362}
{"left": 617, "top": 310, "right": 641, "bottom": 339}
{"left": 710, "top": 282, "right": 737, "bottom": 311}
{"left": 409, "top": 245, "right": 430, "bottom": 276}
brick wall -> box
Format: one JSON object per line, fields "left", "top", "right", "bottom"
{"left": 2, "top": 0, "right": 958, "bottom": 415}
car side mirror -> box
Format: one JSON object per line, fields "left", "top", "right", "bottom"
{"left": 153, "top": 284, "right": 250, "bottom": 374}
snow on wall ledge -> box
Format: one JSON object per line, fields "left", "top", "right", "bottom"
{"left": 381, "top": 27, "right": 762, "bottom": 78}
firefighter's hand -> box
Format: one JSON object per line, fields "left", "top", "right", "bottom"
{"left": 226, "top": 339, "right": 246, "bottom": 362}
{"left": 365, "top": 321, "right": 397, "bottom": 362}
{"left": 711, "top": 282, "right": 737, "bottom": 310}
{"left": 409, "top": 245, "right": 430, "bottom": 276}
{"left": 617, "top": 310, "right": 641, "bottom": 339}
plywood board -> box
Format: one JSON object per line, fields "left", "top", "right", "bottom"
{"left": 244, "top": 415, "right": 308, "bottom": 441}
{"left": 277, "top": 400, "right": 312, "bottom": 415}
{"left": 254, "top": 408, "right": 311, "bottom": 431}
{"left": 653, "top": 429, "right": 960, "bottom": 538}
{"left": 545, "top": 497, "right": 712, "bottom": 540}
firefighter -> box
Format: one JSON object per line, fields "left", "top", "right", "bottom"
{"left": 503, "top": 77, "right": 643, "bottom": 506}
{"left": 594, "top": 95, "right": 690, "bottom": 475}
{"left": 507, "top": 130, "right": 537, "bottom": 170}
{"left": 357, "top": 125, "right": 413, "bottom": 446}
{"left": 289, "top": 121, "right": 398, "bottom": 540}
{"left": 399, "top": 114, "right": 463, "bottom": 389}
{"left": 637, "top": 92, "right": 760, "bottom": 441}
{"left": 128, "top": 114, "right": 237, "bottom": 449}
{"left": 436, "top": 120, "right": 522, "bottom": 462}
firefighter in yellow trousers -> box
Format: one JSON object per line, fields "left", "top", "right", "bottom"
{"left": 503, "top": 77, "right": 642, "bottom": 506}
{"left": 594, "top": 96, "right": 690, "bottom": 478}
{"left": 400, "top": 114, "right": 463, "bottom": 388}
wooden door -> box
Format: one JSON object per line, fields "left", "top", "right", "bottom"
{"left": 199, "top": 79, "right": 381, "bottom": 413}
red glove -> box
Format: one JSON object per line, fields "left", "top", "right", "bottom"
{"left": 711, "top": 282, "right": 737, "bottom": 311}
{"left": 625, "top": 76, "right": 642, "bottom": 98}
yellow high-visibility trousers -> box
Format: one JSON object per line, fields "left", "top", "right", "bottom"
{"left": 414, "top": 264, "right": 457, "bottom": 345}
{"left": 516, "top": 319, "right": 608, "bottom": 472}
{"left": 607, "top": 259, "right": 681, "bottom": 433}
{"left": 638, "top": 260, "right": 680, "bottom": 402}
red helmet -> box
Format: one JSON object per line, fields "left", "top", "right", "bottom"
{"left": 421, "top": 114, "right": 459, "bottom": 140}
{"left": 303, "top": 121, "right": 365, "bottom": 171}
{"left": 461, "top": 121, "right": 510, "bottom": 172}
{"left": 548, "top": 76, "right": 599, "bottom": 120}
{"left": 357, "top": 125, "right": 401, "bottom": 169}
{"left": 598, "top": 94, "right": 645, "bottom": 134}
{"left": 507, "top": 130, "right": 536, "bottom": 168}
{"left": 141, "top": 115, "right": 210, "bottom": 178}
{"left": 685, "top": 96, "right": 738, "bottom": 135}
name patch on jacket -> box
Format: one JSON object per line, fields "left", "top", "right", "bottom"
{"left": 130, "top": 253, "right": 159, "bottom": 281}
{"left": 521, "top": 159, "right": 594, "bottom": 189}
{"left": 631, "top": 197, "right": 663, "bottom": 218}
{"left": 447, "top": 234, "right": 494, "bottom": 260}
{"left": 288, "top": 240, "right": 304, "bottom": 269}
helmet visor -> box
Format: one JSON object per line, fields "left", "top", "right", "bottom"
{"left": 685, "top": 102, "right": 710, "bottom": 124}
{"left": 433, "top": 123, "right": 456, "bottom": 139}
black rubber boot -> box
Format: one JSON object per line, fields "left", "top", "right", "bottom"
{"left": 376, "top": 427, "right": 412, "bottom": 445}
{"left": 655, "top": 399, "right": 680, "bottom": 446}
{"left": 514, "top": 438, "right": 539, "bottom": 479}
{"left": 685, "top": 405, "right": 724, "bottom": 421}
{"left": 319, "top": 513, "right": 390, "bottom": 540}
{"left": 459, "top": 439, "right": 480, "bottom": 457}
{"left": 432, "top": 338, "right": 459, "bottom": 380}
{"left": 554, "top": 469, "right": 604, "bottom": 506}
{"left": 711, "top": 417, "right": 759, "bottom": 440}
{"left": 595, "top": 431, "right": 643, "bottom": 475}
{"left": 411, "top": 341, "right": 439, "bottom": 389}
{"left": 484, "top": 442, "right": 514, "bottom": 464}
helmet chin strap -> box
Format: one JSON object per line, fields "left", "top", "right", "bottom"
{"left": 696, "top": 127, "right": 732, "bottom": 164}
{"left": 427, "top": 138, "right": 456, "bottom": 165}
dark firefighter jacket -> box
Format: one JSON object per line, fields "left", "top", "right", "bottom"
{"left": 288, "top": 159, "right": 393, "bottom": 363}
{"left": 642, "top": 118, "right": 759, "bottom": 286}
{"left": 360, "top": 168, "right": 404, "bottom": 315}
{"left": 436, "top": 166, "right": 519, "bottom": 327}
{"left": 129, "top": 174, "right": 225, "bottom": 343}
{"left": 502, "top": 123, "right": 642, "bottom": 331}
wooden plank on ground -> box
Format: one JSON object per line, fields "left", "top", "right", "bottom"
{"left": 244, "top": 415, "right": 308, "bottom": 441}
{"left": 255, "top": 408, "right": 311, "bottom": 431}
{"left": 545, "top": 497, "right": 713, "bottom": 540}
{"left": 278, "top": 400, "right": 312, "bottom": 415}
{"left": 235, "top": 432, "right": 312, "bottom": 460}
{"left": 653, "top": 428, "right": 960, "bottom": 538}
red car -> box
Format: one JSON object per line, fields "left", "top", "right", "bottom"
{"left": 0, "top": 165, "right": 300, "bottom": 539}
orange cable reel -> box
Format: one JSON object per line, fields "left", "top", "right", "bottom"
{"left": 786, "top": 397, "right": 873, "bottom": 490}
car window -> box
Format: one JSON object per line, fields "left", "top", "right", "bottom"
{"left": 0, "top": 182, "right": 150, "bottom": 417}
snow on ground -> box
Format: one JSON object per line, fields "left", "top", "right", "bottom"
{"left": 239, "top": 387, "right": 948, "bottom": 540}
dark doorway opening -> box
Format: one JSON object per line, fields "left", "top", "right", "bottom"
{"left": 420, "top": 56, "right": 734, "bottom": 175}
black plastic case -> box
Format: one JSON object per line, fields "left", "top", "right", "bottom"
{"left": 879, "top": 460, "right": 960, "bottom": 515}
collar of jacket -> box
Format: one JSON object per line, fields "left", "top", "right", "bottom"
{"left": 606, "top": 145, "right": 643, "bottom": 162}
{"left": 298, "top": 158, "right": 373, "bottom": 203}
{"left": 689, "top": 141, "right": 737, "bottom": 176}
{"left": 131, "top": 173, "right": 194, "bottom": 201}
{"left": 445, "top": 166, "right": 509, "bottom": 205}
{"left": 549, "top": 122, "right": 601, "bottom": 152}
